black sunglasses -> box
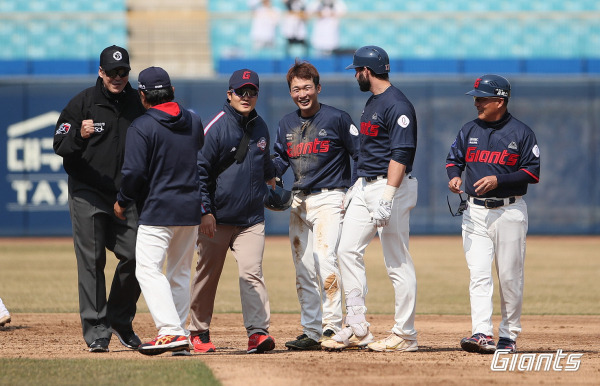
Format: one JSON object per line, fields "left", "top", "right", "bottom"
{"left": 104, "top": 68, "right": 130, "bottom": 78}
{"left": 231, "top": 87, "right": 258, "bottom": 98}
{"left": 447, "top": 193, "right": 467, "bottom": 217}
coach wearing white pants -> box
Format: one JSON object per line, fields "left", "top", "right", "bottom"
{"left": 446, "top": 74, "right": 540, "bottom": 354}
{"left": 115, "top": 66, "right": 205, "bottom": 356}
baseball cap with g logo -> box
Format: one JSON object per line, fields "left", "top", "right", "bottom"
{"left": 229, "top": 68, "right": 259, "bottom": 90}
{"left": 100, "top": 45, "right": 131, "bottom": 72}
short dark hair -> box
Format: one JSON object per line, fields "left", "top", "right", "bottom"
{"left": 140, "top": 87, "right": 174, "bottom": 106}
{"left": 286, "top": 59, "right": 320, "bottom": 89}
{"left": 367, "top": 67, "right": 389, "bottom": 81}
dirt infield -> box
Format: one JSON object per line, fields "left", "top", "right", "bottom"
{"left": 1, "top": 313, "right": 598, "bottom": 385}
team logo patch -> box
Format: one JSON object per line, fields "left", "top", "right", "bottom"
{"left": 350, "top": 124, "right": 359, "bottom": 136}
{"left": 55, "top": 122, "right": 71, "bottom": 135}
{"left": 495, "top": 88, "right": 509, "bottom": 97}
{"left": 371, "top": 113, "right": 378, "bottom": 120}
{"left": 113, "top": 51, "right": 123, "bottom": 61}
{"left": 397, "top": 115, "right": 410, "bottom": 128}
{"left": 93, "top": 122, "right": 105, "bottom": 133}
{"left": 286, "top": 133, "right": 293, "bottom": 141}
{"left": 532, "top": 144, "right": 540, "bottom": 157}
{"left": 469, "top": 137, "right": 478, "bottom": 145}
{"left": 508, "top": 141, "right": 518, "bottom": 150}
{"left": 257, "top": 137, "right": 267, "bottom": 151}
{"left": 318, "top": 129, "right": 327, "bottom": 137}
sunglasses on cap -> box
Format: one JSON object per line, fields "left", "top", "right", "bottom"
{"left": 230, "top": 87, "right": 258, "bottom": 98}
{"left": 103, "top": 68, "right": 130, "bottom": 78}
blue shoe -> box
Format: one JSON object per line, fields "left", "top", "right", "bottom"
{"left": 460, "top": 333, "right": 496, "bottom": 354}
{"left": 496, "top": 337, "right": 517, "bottom": 353}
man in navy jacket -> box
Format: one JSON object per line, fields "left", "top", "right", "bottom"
{"left": 188, "top": 69, "right": 278, "bottom": 354}
{"left": 114, "top": 66, "right": 205, "bottom": 356}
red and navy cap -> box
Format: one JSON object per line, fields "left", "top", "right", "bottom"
{"left": 229, "top": 69, "right": 259, "bottom": 90}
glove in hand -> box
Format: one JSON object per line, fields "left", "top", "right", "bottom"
{"left": 372, "top": 200, "right": 392, "bottom": 227}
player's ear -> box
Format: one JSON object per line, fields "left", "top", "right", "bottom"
{"left": 317, "top": 84, "right": 321, "bottom": 93}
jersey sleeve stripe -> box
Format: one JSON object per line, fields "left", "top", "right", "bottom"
{"left": 204, "top": 111, "right": 225, "bottom": 135}
{"left": 445, "top": 163, "right": 457, "bottom": 168}
{"left": 521, "top": 168, "right": 539, "bottom": 182}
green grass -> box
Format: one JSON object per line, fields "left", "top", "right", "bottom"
{"left": 1, "top": 235, "right": 598, "bottom": 315}
{"left": 0, "top": 358, "right": 219, "bottom": 386}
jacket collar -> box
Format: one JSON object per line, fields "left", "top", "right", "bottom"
{"left": 94, "top": 77, "right": 134, "bottom": 104}
{"left": 223, "top": 101, "right": 258, "bottom": 130}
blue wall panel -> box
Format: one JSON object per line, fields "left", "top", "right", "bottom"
{"left": 0, "top": 75, "right": 598, "bottom": 236}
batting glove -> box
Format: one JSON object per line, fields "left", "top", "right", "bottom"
{"left": 372, "top": 200, "right": 392, "bottom": 227}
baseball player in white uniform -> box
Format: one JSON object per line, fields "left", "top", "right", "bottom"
{"left": 446, "top": 74, "right": 540, "bottom": 354}
{"left": 272, "top": 60, "right": 359, "bottom": 350}
{"left": 322, "top": 46, "right": 419, "bottom": 352}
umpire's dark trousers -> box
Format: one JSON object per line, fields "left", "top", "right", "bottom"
{"left": 68, "top": 177, "right": 141, "bottom": 346}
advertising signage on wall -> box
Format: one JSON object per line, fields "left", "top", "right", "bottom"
{"left": 2, "top": 110, "right": 72, "bottom": 236}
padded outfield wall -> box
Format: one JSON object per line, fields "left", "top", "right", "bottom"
{"left": 0, "top": 75, "right": 598, "bottom": 236}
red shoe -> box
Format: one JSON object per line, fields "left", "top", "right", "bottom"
{"left": 247, "top": 333, "right": 275, "bottom": 354}
{"left": 138, "top": 335, "right": 190, "bottom": 356}
{"left": 191, "top": 330, "right": 216, "bottom": 353}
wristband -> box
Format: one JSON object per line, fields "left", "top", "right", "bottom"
{"left": 381, "top": 184, "right": 398, "bottom": 202}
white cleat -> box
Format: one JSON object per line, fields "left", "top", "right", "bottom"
{"left": 0, "top": 314, "right": 11, "bottom": 327}
{"left": 367, "top": 333, "right": 418, "bottom": 352}
{"left": 321, "top": 327, "right": 373, "bottom": 351}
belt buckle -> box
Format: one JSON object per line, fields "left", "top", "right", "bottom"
{"left": 484, "top": 199, "right": 495, "bottom": 209}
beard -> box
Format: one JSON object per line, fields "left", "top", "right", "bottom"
{"left": 358, "top": 73, "right": 371, "bottom": 92}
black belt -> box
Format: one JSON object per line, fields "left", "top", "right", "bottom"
{"left": 364, "top": 175, "right": 386, "bottom": 182}
{"left": 364, "top": 173, "right": 412, "bottom": 183}
{"left": 469, "top": 196, "right": 516, "bottom": 209}
{"left": 294, "top": 187, "right": 344, "bottom": 196}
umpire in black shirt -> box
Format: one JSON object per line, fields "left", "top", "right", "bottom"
{"left": 53, "top": 45, "right": 145, "bottom": 352}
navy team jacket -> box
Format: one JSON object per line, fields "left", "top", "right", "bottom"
{"left": 198, "top": 102, "right": 276, "bottom": 227}
{"left": 117, "top": 102, "right": 204, "bottom": 226}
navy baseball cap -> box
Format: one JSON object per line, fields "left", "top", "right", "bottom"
{"left": 138, "top": 66, "right": 172, "bottom": 91}
{"left": 229, "top": 69, "right": 259, "bottom": 90}
{"left": 100, "top": 45, "right": 130, "bottom": 72}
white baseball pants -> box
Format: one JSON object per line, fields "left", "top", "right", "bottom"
{"left": 337, "top": 176, "right": 418, "bottom": 340}
{"left": 135, "top": 224, "right": 198, "bottom": 337}
{"left": 0, "top": 297, "right": 9, "bottom": 317}
{"left": 462, "top": 197, "right": 528, "bottom": 341}
{"left": 289, "top": 189, "right": 344, "bottom": 341}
